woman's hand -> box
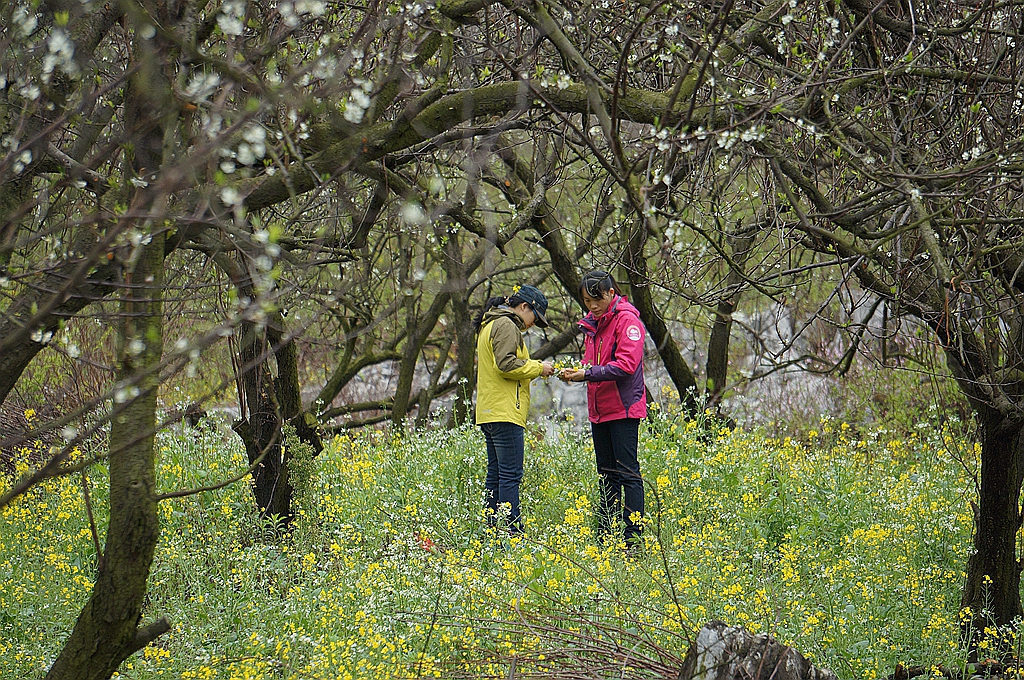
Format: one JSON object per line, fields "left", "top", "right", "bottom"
{"left": 541, "top": 361, "right": 555, "bottom": 377}
{"left": 559, "top": 369, "right": 585, "bottom": 382}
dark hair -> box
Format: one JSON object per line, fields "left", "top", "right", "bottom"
{"left": 580, "top": 270, "right": 619, "bottom": 300}
{"left": 473, "top": 294, "right": 527, "bottom": 331}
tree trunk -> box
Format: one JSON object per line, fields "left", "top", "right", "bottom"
{"left": 448, "top": 293, "right": 476, "bottom": 426}
{"left": 391, "top": 291, "right": 451, "bottom": 425}
{"left": 233, "top": 315, "right": 290, "bottom": 522}
{"left": 436, "top": 223, "right": 475, "bottom": 426}
{"left": 705, "top": 230, "right": 754, "bottom": 408}
{"left": 625, "top": 217, "right": 699, "bottom": 414}
{"left": 46, "top": 232, "right": 168, "bottom": 680}
{"left": 961, "top": 414, "right": 1024, "bottom": 633}
{"left": 47, "top": 18, "right": 175, "bottom": 673}
{"left": 415, "top": 332, "right": 454, "bottom": 428}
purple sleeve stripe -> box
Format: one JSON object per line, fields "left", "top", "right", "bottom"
{"left": 587, "top": 364, "right": 630, "bottom": 381}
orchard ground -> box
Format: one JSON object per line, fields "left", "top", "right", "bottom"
{"left": 0, "top": 408, "right": 1003, "bottom": 679}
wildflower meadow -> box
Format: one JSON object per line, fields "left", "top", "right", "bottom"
{"left": 1, "top": 411, "right": 986, "bottom": 678}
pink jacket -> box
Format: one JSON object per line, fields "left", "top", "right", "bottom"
{"left": 578, "top": 295, "right": 648, "bottom": 423}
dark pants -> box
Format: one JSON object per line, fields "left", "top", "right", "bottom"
{"left": 591, "top": 418, "right": 644, "bottom": 544}
{"left": 481, "top": 421, "right": 525, "bottom": 533}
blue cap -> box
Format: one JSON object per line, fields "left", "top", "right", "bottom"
{"left": 515, "top": 285, "right": 549, "bottom": 328}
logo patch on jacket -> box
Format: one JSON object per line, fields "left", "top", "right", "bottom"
{"left": 626, "top": 325, "right": 641, "bottom": 341}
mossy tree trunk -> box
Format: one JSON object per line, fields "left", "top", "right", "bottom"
{"left": 45, "top": 229, "right": 168, "bottom": 680}
{"left": 705, "top": 228, "right": 755, "bottom": 409}
{"left": 625, "top": 216, "right": 699, "bottom": 415}
{"left": 960, "top": 413, "right": 1024, "bottom": 633}
{"left": 232, "top": 310, "right": 314, "bottom": 523}
{"left": 46, "top": 11, "right": 176, "bottom": 674}
{"left": 437, "top": 226, "right": 475, "bottom": 426}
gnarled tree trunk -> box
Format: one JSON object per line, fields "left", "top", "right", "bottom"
{"left": 960, "top": 412, "right": 1024, "bottom": 631}
{"left": 705, "top": 229, "right": 755, "bottom": 409}
{"left": 625, "top": 216, "right": 698, "bottom": 414}
{"left": 46, "top": 229, "right": 168, "bottom": 680}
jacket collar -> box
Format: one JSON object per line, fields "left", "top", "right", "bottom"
{"left": 483, "top": 306, "right": 526, "bottom": 330}
{"left": 578, "top": 294, "right": 624, "bottom": 336}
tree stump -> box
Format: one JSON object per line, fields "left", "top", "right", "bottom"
{"left": 680, "top": 621, "right": 838, "bottom": 680}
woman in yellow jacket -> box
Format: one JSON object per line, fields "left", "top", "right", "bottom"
{"left": 474, "top": 285, "right": 554, "bottom": 534}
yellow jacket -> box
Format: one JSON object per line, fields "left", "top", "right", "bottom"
{"left": 475, "top": 308, "right": 543, "bottom": 427}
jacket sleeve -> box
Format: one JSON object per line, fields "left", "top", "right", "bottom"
{"left": 490, "top": 317, "right": 543, "bottom": 380}
{"left": 586, "top": 314, "right": 645, "bottom": 382}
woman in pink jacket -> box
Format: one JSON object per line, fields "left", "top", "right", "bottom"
{"left": 560, "top": 270, "right": 647, "bottom": 548}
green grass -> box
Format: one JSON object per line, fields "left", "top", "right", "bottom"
{"left": 1, "top": 411, "right": 982, "bottom": 679}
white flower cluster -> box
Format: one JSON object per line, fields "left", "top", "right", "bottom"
{"left": 13, "top": 5, "right": 38, "bottom": 36}
{"left": 237, "top": 125, "right": 267, "bottom": 166}
{"left": 343, "top": 78, "right": 373, "bottom": 123}
{"left": 13, "top": 149, "right": 33, "bottom": 173}
{"left": 113, "top": 384, "right": 142, "bottom": 404}
{"left": 655, "top": 128, "right": 671, "bottom": 151}
{"left": 253, "top": 228, "right": 281, "bottom": 258}
{"left": 312, "top": 55, "right": 338, "bottom": 80}
{"left": 129, "top": 230, "right": 153, "bottom": 247}
{"left": 185, "top": 72, "right": 221, "bottom": 103}
{"left": 651, "top": 123, "right": 765, "bottom": 155}
{"left": 219, "top": 125, "right": 266, "bottom": 173}
{"left": 400, "top": 0, "right": 427, "bottom": 26}
{"left": 220, "top": 186, "right": 243, "bottom": 206}
{"left": 217, "top": 0, "right": 246, "bottom": 36}
{"left": 42, "top": 29, "right": 77, "bottom": 82}
{"left": 127, "top": 338, "right": 146, "bottom": 356}
{"left": 400, "top": 201, "right": 428, "bottom": 225}
{"left": 962, "top": 131, "right": 986, "bottom": 162}
{"left": 539, "top": 70, "right": 571, "bottom": 91}
{"left": 279, "top": 0, "right": 326, "bottom": 27}
{"left": 202, "top": 111, "right": 224, "bottom": 139}
{"left": 62, "top": 334, "right": 81, "bottom": 359}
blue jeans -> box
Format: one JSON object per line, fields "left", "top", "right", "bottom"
{"left": 592, "top": 418, "right": 644, "bottom": 544}
{"left": 481, "top": 422, "right": 525, "bottom": 533}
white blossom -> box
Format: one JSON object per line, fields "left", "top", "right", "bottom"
{"left": 243, "top": 126, "right": 267, "bottom": 157}
{"left": 42, "top": 29, "right": 77, "bottom": 81}
{"left": 185, "top": 72, "right": 221, "bottom": 101}
{"left": 18, "top": 82, "right": 41, "bottom": 101}
{"left": 12, "top": 149, "right": 32, "bottom": 174}
{"left": 343, "top": 81, "right": 373, "bottom": 123}
{"left": 217, "top": 0, "right": 247, "bottom": 36}
{"left": 401, "top": 201, "right": 428, "bottom": 225}
{"left": 13, "top": 6, "right": 38, "bottom": 36}
{"left": 220, "top": 186, "right": 242, "bottom": 206}
{"left": 236, "top": 143, "right": 255, "bottom": 165}
{"left": 31, "top": 328, "right": 54, "bottom": 344}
